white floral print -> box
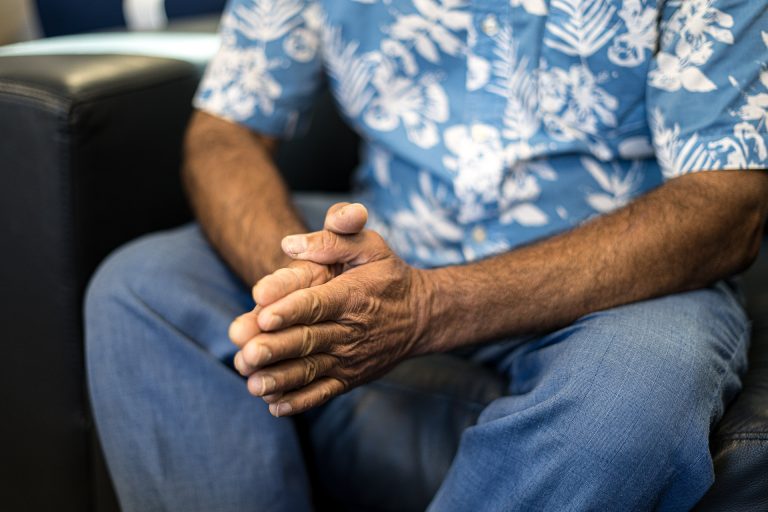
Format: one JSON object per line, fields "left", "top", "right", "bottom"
{"left": 539, "top": 63, "right": 618, "bottom": 141}
{"left": 283, "top": 4, "right": 323, "bottom": 62}
{"left": 197, "top": 15, "right": 284, "bottom": 120}
{"left": 649, "top": 0, "right": 734, "bottom": 92}
{"left": 443, "top": 124, "right": 505, "bottom": 206}
{"left": 369, "top": 172, "right": 465, "bottom": 265}
{"left": 196, "top": 0, "right": 767, "bottom": 267}
{"left": 607, "top": 0, "right": 657, "bottom": 67}
{"left": 364, "top": 57, "right": 449, "bottom": 148}
{"left": 388, "top": 0, "right": 471, "bottom": 63}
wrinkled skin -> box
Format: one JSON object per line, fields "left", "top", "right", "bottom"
{"left": 229, "top": 203, "right": 432, "bottom": 416}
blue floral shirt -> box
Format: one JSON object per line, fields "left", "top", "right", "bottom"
{"left": 195, "top": 0, "right": 768, "bottom": 268}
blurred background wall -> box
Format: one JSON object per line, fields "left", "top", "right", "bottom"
{"left": 0, "top": 0, "right": 40, "bottom": 45}
{"left": 0, "top": 0, "right": 226, "bottom": 45}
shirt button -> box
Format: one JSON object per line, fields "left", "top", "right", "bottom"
{"left": 481, "top": 15, "right": 499, "bottom": 37}
{"left": 472, "top": 226, "right": 487, "bottom": 243}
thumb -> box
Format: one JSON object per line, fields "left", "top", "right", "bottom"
{"left": 281, "top": 229, "right": 389, "bottom": 266}
{"left": 323, "top": 202, "right": 368, "bottom": 234}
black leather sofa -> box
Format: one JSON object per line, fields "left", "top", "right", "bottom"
{"left": 1, "top": 40, "right": 767, "bottom": 512}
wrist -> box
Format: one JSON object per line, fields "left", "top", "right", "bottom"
{"left": 410, "top": 266, "right": 458, "bottom": 356}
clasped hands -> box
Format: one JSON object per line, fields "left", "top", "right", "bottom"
{"left": 228, "top": 203, "right": 433, "bottom": 417}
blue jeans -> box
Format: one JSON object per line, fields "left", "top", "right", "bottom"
{"left": 85, "top": 194, "right": 750, "bottom": 511}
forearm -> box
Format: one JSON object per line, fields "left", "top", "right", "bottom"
{"left": 421, "top": 171, "right": 768, "bottom": 353}
{"left": 182, "top": 111, "right": 306, "bottom": 286}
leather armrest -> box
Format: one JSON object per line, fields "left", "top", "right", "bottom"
{"left": 0, "top": 53, "right": 199, "bottom": 510}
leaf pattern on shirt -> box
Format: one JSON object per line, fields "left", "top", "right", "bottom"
{"left": 651, "top": 25, "right": 767, "bottom": 177}
{"left": 723, "top": 33, "right": 768, "bottom": 168}
{"left": 545, "top": 0, "right": 621, "bottom": 57}
{"left": 368, "top": 172, "right": 465, "bottom": 265}
{"left": 196, "top": 10, "right": 285, "bottom": 120}
{"left": 487, "top": 26, "right": 540, "bottom": 145}
{"left": 582, "top": 157, "right": 644, "bottom": 212}
{"left": 234, "top": 0, "right": 306, "bottom": 43}
{"left": 650, "top": 109, "right": 717, "bottom": 178}
{"left": 196, "top": 0, "right": 766, "bottom": 268}
{"left": 321, "top": 25, "right": 378, "bottom": 118}
{"left": 499, "top": 162, "right": 555, "bottom": 226}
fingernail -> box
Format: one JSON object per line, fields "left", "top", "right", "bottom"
{"left": 260, "top": 312, "right": 283, "bottom": 331}
{"left": 251, "top": 375, "right": 276, "bottom": 395}
{"left": 256, "top": 345, "right": 272, "bottom": 365}
{"left": 282, "top": 235, "right": 307, "bottom": 255}
{"left": 228, "top": 318, "right": 245, "bottom": 343}
{"left": 271, "top": 402, "right": 292, "bottom": 417}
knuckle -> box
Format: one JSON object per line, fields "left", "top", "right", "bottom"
{"left": 320, "top": 230, "right": 338, "bottom": 252}
{"left": 303, "top": 355, "right": 320, "bottom": 383}
{"left": 283, "top": 267, "right": 303, "bottom": 289}
{"left": 296, "top": 264, "right": 314, "bottom": 287}
{"left": 300, "top": 325, "right": 315, "bottom": 355}
{"left": 318, "top": 383, "right": 334, "bottom": 403}
{"left": 309, "top": 292, "right": 324, "bottom": 322}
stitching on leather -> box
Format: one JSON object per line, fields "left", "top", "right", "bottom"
{"left": 0, "top": 80, "right": 69, "bottom": 112}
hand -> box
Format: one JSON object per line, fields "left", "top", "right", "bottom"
{"left": 233, "top": 220, "right": 434, "bottom": 417}
{"left": 228, "top": 202, "right": 368, "bottom": 348}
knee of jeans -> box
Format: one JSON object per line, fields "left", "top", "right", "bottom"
{"left": 85, "top": 231, "right": 186, "bottom": 324}
{"left": 568, "top": 302, "right": 746, "bottom": 470}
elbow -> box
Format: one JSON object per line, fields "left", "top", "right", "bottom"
{"left": 732, "top": 202, "right": 767, "bottom": 275}
{"left": 182, "top": 111, "right": 206, "bottom": 173}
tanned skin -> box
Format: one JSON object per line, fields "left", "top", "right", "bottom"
{"left": 183, "top": 111, "right": 304, "bottom": 286}
{"left": 184, "top": 109, "right": 768, "bottom": 418}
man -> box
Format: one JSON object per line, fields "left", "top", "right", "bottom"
{"left": 86, "top": 0, "right": 768, "bottom": 510}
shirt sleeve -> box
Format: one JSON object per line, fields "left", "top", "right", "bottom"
{"left": 193, "top": 0, "right": 325, "bottom": 139}
{"left": 647, "top": 0, "right": 768, "bottom": 180}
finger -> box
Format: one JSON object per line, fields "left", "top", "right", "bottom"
{"left": 257, "top": 282, "right": 349, "bottom": 331}
{"left": 228, "top": 306, "right": 262, "bottom": 348}
{"left": 324, "top": 202, "right": 368, "bottom": 235}
{"left": 282, "top": 229, "right": 389, "bottom": 266}
{"left": 246, "top": 353, "right": 338, "bottom": 397}
{"left": 323, "top": 202, "right": 348, "bottom": 229}
{"left": 268, "top": 377, "right": 347, "bottom": 416}
{"left": 237, "top": 322, "right": 347, "bottom": 372}
{"left": 262, "top": 392, "right": 283, "bottom": 404}
{"left": 252, "top": 260, "right": 334, "bottom": 306}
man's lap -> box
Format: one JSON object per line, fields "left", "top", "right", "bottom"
{"left": 432, "top": 281, "right": 749, "bottom": 510}
{"left": 85, "top": 193, "right": 750, "bottom": 510}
